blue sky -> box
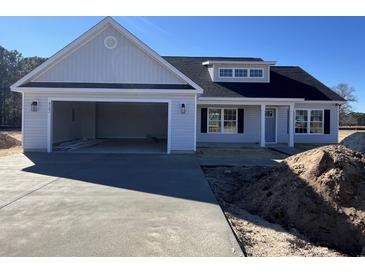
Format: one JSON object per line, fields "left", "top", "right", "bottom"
{"left": 0, "top": 16, "right": 364, "bottom": 111}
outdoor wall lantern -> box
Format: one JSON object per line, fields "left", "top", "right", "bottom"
{"left": 31, "top": 101, "right": 38, "bottom": 112}
{"left": 181, "top": 103, "right": 186, "bottom": 114}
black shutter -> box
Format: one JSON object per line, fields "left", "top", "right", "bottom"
{"left": 201, "top": 108, "right": 207, "bottom": 133}
{"left": 324, "top": 109, "right": 330, "bottom": 134}
{"left": 238, "top": 109, "right": 244, "bottom": 133}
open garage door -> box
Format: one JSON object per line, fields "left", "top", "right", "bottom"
{"left": 51, "top": 101, "right": 169, "bottom": 153}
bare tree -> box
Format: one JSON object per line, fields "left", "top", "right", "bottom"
{"left": 332, "top": 83, "right": 357, "bottom": 125}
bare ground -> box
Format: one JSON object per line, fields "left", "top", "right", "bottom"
{"left": 0, "top": 130, "right": 22, "bottom": 157}
{"left": 204, "top": 166, "right": 344, "bottom": 256}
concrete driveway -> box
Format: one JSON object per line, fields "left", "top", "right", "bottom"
{"left": 0, "top": 153, "right": 241, "bottom": 256}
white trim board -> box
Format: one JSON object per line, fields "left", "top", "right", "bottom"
{"left": 198, "top": 97, "right": 305, "bottom": 102}
{"left": 13, "top": 87, "right": 201, "bottom": 95}
{"left": 47, "top": 97, "right": 172, "bottom": 154}
{"left": 11, "top": 17, "right": 203, "bottom": 94}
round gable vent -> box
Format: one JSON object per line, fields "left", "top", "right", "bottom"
{"left": 104, "top": 36, "right": 117, "bottom": 49}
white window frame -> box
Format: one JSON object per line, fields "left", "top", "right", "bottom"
{"left": 234, "top": 68, "right": 248, "bottom": 78}
{"left": 294, "top": 109, "right": 324, "bottom": 135}
{"left": 249, "top": 68, "right": 264, "bottom": 78}
{"left": 219, "top": 68, "right": 234, "bottom": 78}
{"left": 207, "top": 107, "right": 238, "bottom": 134}
{"left": 219, "top": 67, "right": 264, "bottom": 79}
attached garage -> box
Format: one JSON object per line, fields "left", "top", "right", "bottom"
{"left": 51, "top": 100, "right": 169, "bottom": 153}
{"left": 11, "top": 17, "right": 202, "bottom": 154}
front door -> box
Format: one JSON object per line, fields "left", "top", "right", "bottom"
{"left": 265, "top": 108, "right": 276, "bottom": 143}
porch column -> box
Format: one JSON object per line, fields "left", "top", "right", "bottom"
{"left": 288, "top": 104, "right": 294, "bottom": 147}
{"left": 260, "top": 104, "right": 266, "bottom": 147}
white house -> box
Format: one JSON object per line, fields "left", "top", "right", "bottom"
{"left": 11, "top": 17, "right": 345, "bottom": 154}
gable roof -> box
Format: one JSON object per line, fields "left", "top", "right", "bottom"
{"left": 163, "top": 56, "right": 345, "bottom": 101}
{"left": 11, "top": 17, "right": 202, "bottom": 93}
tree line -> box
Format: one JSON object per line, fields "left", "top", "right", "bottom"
{"left": 0, "top": 45, "right": 362, "bottom": 128}
{"left": 0, "top": 46, "right": 46, "bottom": 128}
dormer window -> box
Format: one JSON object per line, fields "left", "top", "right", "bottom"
{"left": 249, "top": 69, "right": 263, "bottom": 78}
{"left": 219, "top": 68, "right": 264, "bottom": 79}
{"left": 234, "top": 69, "right": 248, "bottom": 78}
{"left": 219, "top": 69, "right": 233, "bottom": 77}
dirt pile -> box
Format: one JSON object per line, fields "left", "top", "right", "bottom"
{"left": 235, "top": 145, "right": 365, "bottom": 255}
{"left": 0, "top": 132, "right": 21, "bottom": 149}
{"left": 340, "top": 132, "right": 365, "bottom": 154}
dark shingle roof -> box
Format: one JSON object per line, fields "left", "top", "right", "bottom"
{"left": 163, "top": 56, "right": 264, "bottom": 62}
{"left": 163, "top": 56, "right": 345, "bottom": 101}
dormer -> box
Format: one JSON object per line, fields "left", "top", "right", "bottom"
{"left": 202, "top": 59, "right": 276, "bottom": 83}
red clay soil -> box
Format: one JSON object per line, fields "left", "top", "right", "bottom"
{"left": 234, "top": 145, "right": 365, "bottom": 255}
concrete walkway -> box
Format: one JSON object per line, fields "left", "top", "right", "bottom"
{"left": 0, "top": 153, "right": 241, "bottom": 256}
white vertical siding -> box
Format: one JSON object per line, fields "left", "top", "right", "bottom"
{"left": 33, "top": 26, "right": 185, "bottom": 85}
{"left": 23, "top": 92, "right": 196, "bottom": 152}
{"left": 197, "top": 105, "right": 261, "bottom": 143}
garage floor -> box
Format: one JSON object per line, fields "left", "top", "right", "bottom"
{"left": 0, "top": 153, "right": 241, "bottom": 256}
{"left": 55, "top": 138, "right": 167, "bottom": 154}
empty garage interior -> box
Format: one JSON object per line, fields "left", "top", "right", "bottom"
{"left": 52, "top": 101, "right": 168, "bottom": 153}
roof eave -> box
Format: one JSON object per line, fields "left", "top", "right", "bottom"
{"left": 202, "top": 60, "right": 277, "bottom": 66}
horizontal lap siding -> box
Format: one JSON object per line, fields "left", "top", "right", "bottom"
{"left": 277, "top": 106, "right": 289, "bottom": 143}
{"left": 197, "top": 105, "right": 260, "bottom": 143}
{"left": 23, "top": 93, "right": 196, "bottom": 152}
{"left": 23, "top": 95, "right": 48, "bottom": 150}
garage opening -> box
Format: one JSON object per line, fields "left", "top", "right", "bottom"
{"left": 51, "top": 101, "right": 168, "bottom": 153}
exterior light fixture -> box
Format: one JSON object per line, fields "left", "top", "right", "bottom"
{"left": 181, "top": 103, "right": 186, "bottom": 114}
{"left": 31, "top": 101, "right": 38, "bottom": 112}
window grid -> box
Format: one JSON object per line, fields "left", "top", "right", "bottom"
{"left": 295, "top": 109, "right": 324, "bottom": 135}
{"left": 219, "top": 68, "right": 264, "bottom": 79}
{"left": 208, "top": 108, "right": 222, "bottom": 133}
{"left": 249, "top": 69, "right": 263, "bottom": 78}
{"left": 208, "top": 108, "right": 238, "bottom": 134}
{"left": 219, "top": 69, "right": 233, "bottom": 77}
{"left": 234, "top": 69, "right": 248, "bottom": 78}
